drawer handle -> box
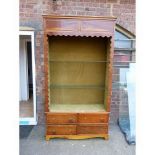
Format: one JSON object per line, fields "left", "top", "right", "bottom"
{"left": 68, "top": 118, "right": 75, "bottom": 123}
{"left": 52, "top": 130, "right": 56, "bottom": 134}
{"left": 100, "top": 118, "right": 105, "bottom": 122}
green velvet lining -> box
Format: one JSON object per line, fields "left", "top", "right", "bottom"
{"left": 48, "top": 36, "right": 108, "bottom": 112}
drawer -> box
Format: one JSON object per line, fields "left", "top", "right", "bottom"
{"left": 78, "top": 113, "right": 109, "bottom": 123}
{"left": 47, "top": 125, "right": 76, "bottom": 135}
{"left": 77, "top": 124, "right": 108, "bottom": 134}
{"left": 46, "top": 113, "right": 77, "bottom": 124}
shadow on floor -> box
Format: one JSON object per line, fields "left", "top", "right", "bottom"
{"left": 20, "top": 125, "right": 34, "bottom": 138}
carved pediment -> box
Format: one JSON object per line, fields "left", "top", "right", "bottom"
{"left": 43, "top": 16, "right": 116, "bottom": 37}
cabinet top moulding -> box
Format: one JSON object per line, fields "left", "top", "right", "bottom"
{"left": 42, "top": 15, "right": 117, "bottom": 20}
{"left": 43, "top": 15, "right": 116, "bottom": 38}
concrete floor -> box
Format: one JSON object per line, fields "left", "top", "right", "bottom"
{"left": 20, "top": 124, "right": 135, "bottom": 155}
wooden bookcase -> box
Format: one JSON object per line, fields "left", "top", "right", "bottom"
{"left": 43, "top": 16, "right": 116, "bottom": 140}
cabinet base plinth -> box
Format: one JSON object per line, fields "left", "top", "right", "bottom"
{"left": 45, "top": 134, "right": 109, "bottom": 141}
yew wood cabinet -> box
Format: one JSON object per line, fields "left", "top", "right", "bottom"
{"left": 43, "top": 15, "right": 116, "bottom": 140}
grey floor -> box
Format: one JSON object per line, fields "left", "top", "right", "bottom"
{"left": 20, "top": 124, "right": 135, "bottom": 155}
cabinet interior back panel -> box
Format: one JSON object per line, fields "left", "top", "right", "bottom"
{"left": 48, "top": 36, "right": 108, "bottom": 112}
{"left": 49, "top": 36, "right": 107, "bottom": 61}
{"left": 50, "top": 88, "right": 105, "bottom": 104}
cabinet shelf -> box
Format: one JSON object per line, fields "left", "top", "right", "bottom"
{"left": 48, "top": 84, "right": 106, "bottom": 89}
{"left": 49, "top": 60, "right": 110, "bottom": 63}
{"left": 49, "top": 103, "right": 105, "bottom": 112}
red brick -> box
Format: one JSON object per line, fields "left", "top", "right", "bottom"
{"left": 120, "top": 0, "right": 135, "bottom": 4}
{"left": 26, "top": 4, "right": 33, "bottom": 9}
{"left": 27, "top": 0, "right": 37, "bottom": 3}
{"left": 75, "top": 6, "right": 84, "bottom": 11}
{"left": 107, "top": 0, "right": 118, "bottom": 3}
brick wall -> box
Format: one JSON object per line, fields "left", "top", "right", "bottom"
{"left": 20, "top": 0, "right": 135, "bottom": 34}
{"left": 19, "top": 0, "right": 135, "bottom": 124}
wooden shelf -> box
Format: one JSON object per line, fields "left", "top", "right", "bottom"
{"left": 48, "top": 84, "right": 106, "bottom": 89}
{"left": 49, "top": 60, "right": 110, "bottom": 63}
{"left": 49, "top": 103, "right": 105, "bottom": 112}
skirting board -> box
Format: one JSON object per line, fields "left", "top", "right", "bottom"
{"left": 45, "top": 134, "right": 109, "bottom": 141}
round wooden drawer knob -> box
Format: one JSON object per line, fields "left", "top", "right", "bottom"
{"left": 52, "top": 130, "right": 56, "bottom": 134}
{"left": 100, "top": 118, "right": 105, "bottom": 122}
{"left": 69, "top": 118, "right": 75, "bottom": 123}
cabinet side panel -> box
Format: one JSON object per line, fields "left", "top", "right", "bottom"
{"left": 104, "top": 37, "right": 114, "bottom": 112}
{"left": 44, "top": 33, "right": 49, "bottom": 112}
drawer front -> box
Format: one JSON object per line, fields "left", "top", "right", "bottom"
{"left": 46, "top": 113, "right": 77, "bottom": 124}
{"left": 78, "top": 113, "right": 109, "bottom": 123}
{"left": 47, "top": 125, "right": 76, "bottom": 135}
{"left": 77, "top": 124, "right": 108, "bottom": 134}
